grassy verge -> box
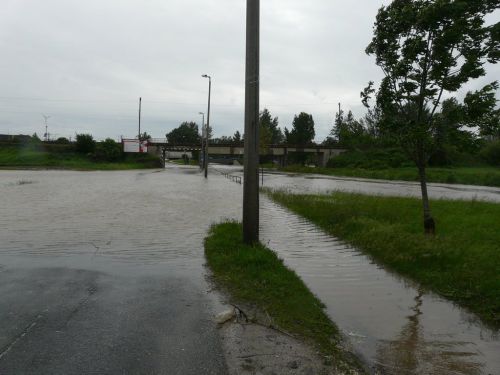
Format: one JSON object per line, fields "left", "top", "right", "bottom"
{"left": 279, "top": 165, "right": 500, "bottom": 187}
{"left": 0, "top": 146, "right": 161, "bottom": 170}
{"left": 205, "top": 222, "right": 361, "bottom": 369}
{"left": 267, "top": 190, "right": 500, "bottom": 327}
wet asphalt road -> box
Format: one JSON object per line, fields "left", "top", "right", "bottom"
{"left": 0, "top": 266, "right": 228, "bottom": 375}
{"left": 0, "top": 168, "right": 244, "bottom": 375}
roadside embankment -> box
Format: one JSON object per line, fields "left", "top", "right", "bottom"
{"left": 279, "top": 165, "right": 500, "bottom": 188}
{"left": 0, "top": 144, "right": 161, "bottom": 170}
{"left": 267, "top": 190, "right": 500, "bottom": 327}
{"left": 205, "top": 222, "right": 364, "bottom": 374}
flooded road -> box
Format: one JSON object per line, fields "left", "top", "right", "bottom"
{"left": 217, "top": 166, "right": 500, "bottom": 374}
{"left": 1, "top": 166, "right": 499, "bottom": 374}
{"left": 0, "top": 166, "right": 242, "bottom": 374}
{"left": 215, "top": 165, "right": 500, "bottom": 202}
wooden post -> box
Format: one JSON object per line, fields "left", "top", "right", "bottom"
{"left": 243, "top": 0, "right": 260, "bottom": 244}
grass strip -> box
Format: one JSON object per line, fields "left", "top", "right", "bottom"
{"left": 267, "top": 190, "right": 500, "bottom": 327}
{"left": 279, "top": 165, "right": 500, "bottom": 188}
{"left": 0, "top": 147, "right": 160, "bottom": 170}
{"left": 204, "top": 221, "right": 360, "bottom": 368}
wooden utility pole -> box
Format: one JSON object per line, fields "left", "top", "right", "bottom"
{"left": 202, "top": 75, "right": 212, "bottom": 178}
{"left": 243, "top": 0, "right": 260, "bottom": 244}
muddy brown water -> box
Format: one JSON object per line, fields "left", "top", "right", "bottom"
{"left": 1, "top": 166, "right": 499, "bottom": 374}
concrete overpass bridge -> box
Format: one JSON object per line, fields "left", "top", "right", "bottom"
{"left": 147, "top": 139, "right": 345, "bottom": 167}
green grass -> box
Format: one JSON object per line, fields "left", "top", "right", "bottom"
{"left": 0, "top": 146, "right": 161, "bottom": 170}
{"left": 279, "top": 165, "right": 500, "bottom": 187}
{"left": 204, "top": 222, "right": 362, "bottom": 369}
{"left": 267, "top": 190, "right": 500, "bottom": 327}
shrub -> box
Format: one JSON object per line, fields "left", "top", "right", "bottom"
{"left": 327, "top": 148, "right": 410, "bottom": 169}
{"left": 54, "top": 137, "right": 70, "bottom": 144}
{"left": 94, "top": 138, "right": 122, "bottom": 162}
{"left": 75, "top": 134, "right": 96, "bottom": 154}
{"left": 480, "top": 141, "right": 500, "bottom": 166}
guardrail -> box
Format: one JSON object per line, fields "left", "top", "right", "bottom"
{"left": 222, "top": 172, "right": 242, "bottom": 185}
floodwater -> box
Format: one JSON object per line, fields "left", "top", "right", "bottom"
{"left": 1, "top": 166, "right": 499, "bottom": 374}
{"left": 260, "top": 200, "right": 500, "bottom": 375}
{"left": 214, "top": 165, "right": 500, "bottom": 202}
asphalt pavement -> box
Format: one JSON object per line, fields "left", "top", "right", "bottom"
{"left": 0, "top": 265, "right": 228, "bottom": 375}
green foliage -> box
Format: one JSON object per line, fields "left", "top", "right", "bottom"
{"left": 204, "top": 222, "right": 354, "bottom": 361}
{"left": 364, "top": 0, "right": 499, "bottom": 231}
{"left": 281, "top": 164, "right": 500, "bottom": 188}
{"left": 233, "top": 130, "right": 242, "bottom": 143}
{"left": 0, "top": 143, "right": 160, "bottom": 170}
{"left": 30, "top": 133, "right": 42, "bottom": 144}
{"left": 260, "top": 108, "right": 284, "bottom": 146}
{"left": 464, "top": 82, "right": 500, "bottom": 138}
{"left": 330, "top": 110, "right": 374, "bottom": 149}
{"left": 166, "top": 122, "right": 200, "bottom": 144}
{"left": 211, "top": 136, "right": 233, "bottom": 144}
{"left": 75, "top": 134, "right": 96, "bottom": 154}
{"left": 285, "top": 112, "right": 315, "bottom": 145}
{"left": 429, "top": 98, "right": 479, "bottom": 166}
{"left": 94, "top": 138, "right": 122, "bottom": 162}
{"left": 54, "top": 137, "right": 70, "bottom": 144}
{"left": 327, "top": 148, "right": 410, "bottom": 169}
{"left": 268, "top": 191, "right": 500, "bottom": 327}
{"left": 480, "top": 140, "right": 500, "bottom": 166}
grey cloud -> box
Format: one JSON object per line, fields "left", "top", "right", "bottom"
{"left": 0, "top": 0, "right": 498, "bottom": 141}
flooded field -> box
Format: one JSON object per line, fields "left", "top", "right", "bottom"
{"left": 1, "top": 166, "right": 499, "bottom": 374}
{"left": 214, "top": 165, "right": 500, "bottom": 202}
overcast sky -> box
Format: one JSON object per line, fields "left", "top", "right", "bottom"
{"left": 0, "top": 0, "right": 498, "bottom": 141}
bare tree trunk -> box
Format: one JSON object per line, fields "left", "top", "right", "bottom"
{"left": 417, "top": 161, "right": 435, "bottom": 235}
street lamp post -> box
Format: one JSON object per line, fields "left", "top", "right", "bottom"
{"left": 202, "top": 75, "right": 212, "bottom": 179}
{"left": 199, "top": 112, "right": 205, "bottom": 169}
{"left": 243, "top": 0, "right": 260, "bottom": 244}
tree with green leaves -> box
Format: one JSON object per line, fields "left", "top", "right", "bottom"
{"left": 463, "top": 82, "right": 500, "bottom": 139}
{"left": 285, "top": 112, "right": 315, "bottom": 145}
{"left": 362, "top": 0, "right": 499, "bottom": 234}
{"left": 139, "top": 132, "right": 152, "bottom": 142}
{"left": 233, "top": 130, "right": 242, "bottom": 143}
{"left": 331, "top": 110, "right": 370, "bottom": 148}
{"left": 260, "top": 109, "right": 284, "bottom": 145}
{"left": 166, "top": 122, "right": 200, "bottom": 144}
{"left": 75, "top": 133, "right": 96, "bottom": 154}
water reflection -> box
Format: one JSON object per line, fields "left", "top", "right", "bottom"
{"left": 260, "top": 198, "right": 499, "bottom": 375}
{"left": 375, "top": 289, "right": 483, "bottom": 374}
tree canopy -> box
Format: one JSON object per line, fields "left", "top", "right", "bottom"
{"left": 260, "top": 109, "right": 284, "bottom": 146}
{"left": 75, "top": 134, "right": 96, "bottom": 154}
{"left": 362, "top": 0, "right": 499, "bottom": 234}
{"left": 285, "top": 112, "right": 316, "bottom": 145}
{"left": 166, "top": 122, "right": 200, "bottom": 144}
